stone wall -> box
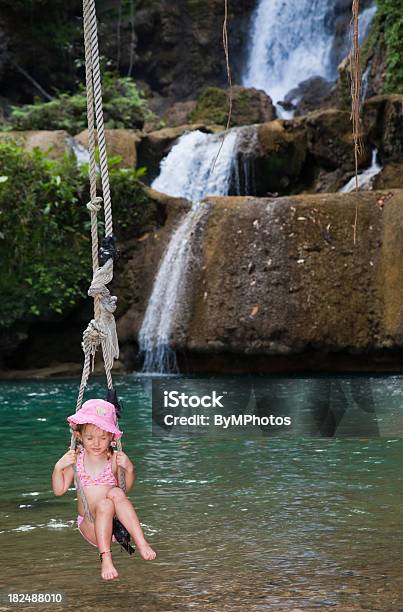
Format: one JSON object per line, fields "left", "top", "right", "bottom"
{"left": 115, "top": 189, "right": 403, "bottom": 372}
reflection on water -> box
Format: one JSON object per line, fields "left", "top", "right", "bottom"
{"left": 0, "top": 376, "right": 402, "bottom": 610}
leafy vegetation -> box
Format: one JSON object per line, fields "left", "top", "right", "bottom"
{"left": 0, "top": 141, "right": 90, "bottom": 327}
{"left": 376, "top": 0, "right": 403, "bottom": 93}
{"left": 8, "top": 74, "right": 150, "bottom": 133}
{"left": 0, "top": 140, "right": 157, "bottom": 329}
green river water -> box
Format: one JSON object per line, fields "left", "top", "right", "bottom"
{"left": 0, "top": 375, "right": 402, "bottom": 611}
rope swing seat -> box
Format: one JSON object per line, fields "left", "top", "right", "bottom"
{"left": 68, "top": 0, "right": 134, "bottom": 556}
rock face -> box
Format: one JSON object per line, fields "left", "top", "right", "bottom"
{"left": 0, "top": 130, "right": 72, "bottom": 159}
{"left": 189, "top": 86, "right": 276, "bottom": 127}
{"left": 362, "top": 95, "right": 403, "bottom": 162}
{"left": 133, "top": 0, "right": 256, "bottom": 99}
{"left": 234, "top": 95, "right": 403, "bottom": 196}
{"left": 117, "top": 190, "right": 403, "bottom": 372}
{"left": 374, "top": 164, "right": 403, "bottom": 190}
{"left": 75, "top": 129, "right": 142, "bottom": 168}
{"left": 283, "top": 77, "right": 335, "bottom": 116}
{"left": 3, "top": 189, "right": 403, "bottom": 374}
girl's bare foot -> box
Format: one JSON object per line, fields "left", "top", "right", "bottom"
{"left": 100, "top": 551, "right": 119, "bottom": 580}
{"left": 136, "top": 540, "right": 156, "bottom": 561}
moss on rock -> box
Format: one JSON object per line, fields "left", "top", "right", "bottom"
{"left": 189, "top": 86, "right": 276, "bottom": 127}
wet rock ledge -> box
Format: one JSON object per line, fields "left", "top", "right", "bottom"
{"left": 116, "top": 189, "right": 403, "bottom": 373}
{"left": 2, "top": 190, "right": 403, "bottom": 377}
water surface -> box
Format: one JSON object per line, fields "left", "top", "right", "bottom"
{"left": 0, "top": 376, "right": 402, "bottom": 610}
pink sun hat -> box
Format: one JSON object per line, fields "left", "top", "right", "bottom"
{"left": 67, "top": 399, "right": 123, "bottom": 439}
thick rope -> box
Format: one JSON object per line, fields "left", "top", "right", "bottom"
{"left": 70, "top": 0, "right": 123, "bottom": 521}
{"left": 86, "top": 0, "right": 113, "bottom": 238}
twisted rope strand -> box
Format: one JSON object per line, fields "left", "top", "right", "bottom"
{"left": 73, "top": 2, "right": 124, "bottom": 503}
{"left": 87, "top": 0, "right": 113, "bottom": 237}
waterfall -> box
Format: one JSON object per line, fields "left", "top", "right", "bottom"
{"left": 139, "top": 204, "right": 208, "bottom": 374}
{"left": 243, "top": 0, "right": 376, "bottom": 108}
{"left": 139, "top": 128, "right": 240, "bottom": 373}
{"left": 151, "top": 129, "right": 239, "bottom": 201}
{"left": 67, "top": 137, "right": 91, "bottom": 167}
{"left": 340, "top": 149, "right": 382, "bottom": 193}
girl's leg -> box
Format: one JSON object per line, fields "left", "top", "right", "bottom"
{"left": 94, "top": 498, "right": 119, "bottom": 580}
{"left": 106, "top": 487, "right": 156, "bottom": 560}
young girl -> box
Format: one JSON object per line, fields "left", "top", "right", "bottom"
{"left": 52, "top": 398, "right": 156, "bottom": 580}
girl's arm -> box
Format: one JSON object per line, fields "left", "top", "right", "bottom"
{"left": 115, "top": 452, "right": 136, "bottom": 492}
{"left": 52, "top": 450, "right": 76, "bottom": 496}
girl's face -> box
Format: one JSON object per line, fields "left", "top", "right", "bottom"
{"left": 79, "top": 424, "right": 113, "bottom": 456}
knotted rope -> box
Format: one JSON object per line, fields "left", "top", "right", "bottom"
{"left": 70, "top": 0, "right": 125, "bottom": 521}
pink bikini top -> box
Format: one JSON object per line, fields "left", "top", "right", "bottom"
{"left": 76, "top": 448, "right": 117, "bottom": 487}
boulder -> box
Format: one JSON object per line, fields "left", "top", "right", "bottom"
{"left": 75, "top": 128, "right": 142, "bottom": 168}
{"left": 373, "top": 164, "right": 403, "bottom": 190}
{"left": 283, "top": 76, "right": 335, "bottom": 116}
{"left": 111, "top": 189, "right": 403, "bottom": 372}
{"left": 251, "top": 121, "right": 308, "bottom": 194}
{"left": 163, "top": 100, "right": 198, "bottom": 127}
{"left": 131, "top": 0, "right": 257, "bottom": 100}
{"left": 189, "top": 86, "right": 276, "bottom": 127}
{"left": 0, "top": 130, "right": 71, "bottom": 159}
{"left": 362, "top": 95, "right": 403, "bottom": 161}
{"left": 297, "top": 108, "right": 371, "bottom": 171}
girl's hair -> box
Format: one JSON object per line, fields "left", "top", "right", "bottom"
{"left": 75, "top": 423, "right": 115, "bottom": 458}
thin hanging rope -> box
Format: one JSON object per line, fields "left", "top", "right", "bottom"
{"left": 350, "top": 0, "right": 363, "bottom": 245}
{"left": 211, "top": 0, "right": 233, "bottom": 172}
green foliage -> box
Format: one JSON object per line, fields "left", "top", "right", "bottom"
{"left": 0, "top": 141, "right": 90, "bottom": 328}
{"left": 376, "top": 0, "right": 403, "bottom": 93}
{"left": 0, "top": 139, "right": 163, "bottom": 329}
{"left": 8, "top": 74, "right": 150, "bottom": 134}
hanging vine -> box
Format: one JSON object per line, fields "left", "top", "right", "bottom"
{"left": 350, "top": 0, "right": 363, "bottom": 245}
{"left": 212, "top": 0, "right": 233, "bottom": 171}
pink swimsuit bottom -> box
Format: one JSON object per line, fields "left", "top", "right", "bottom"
{"left": 76, "top": 448, "right": 118, "bottom": 547}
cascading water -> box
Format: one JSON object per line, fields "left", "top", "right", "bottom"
{"left": 243, "top": 0, "right": 376, "bottom": 109}
{"left": 67, "top": 137, "right": 91, "bottom": 167}
{"left": 139, "top": 203, "right": 208, "bottom": 374}
{"left": 139, "top": 129, "right": 240, "bottom": 373}
{"left": 152, "top": 129, "right": 239, "bottom": 201}
{"left": 340, "top": 149, "right": 382, "bottom": 193}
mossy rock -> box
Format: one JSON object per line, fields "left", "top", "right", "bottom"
{"left": 190, "top": 86, "right": 276, "bottom": 127}
{"left": 256, "top": 121, "right": 307, "bottom": 193}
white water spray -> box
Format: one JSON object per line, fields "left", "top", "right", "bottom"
{"left": 243, "top": 0, "right": 376, "bottom": 108}
{"left": 139, "top": 204, "right": 208, "bottom": 373}
{"left": 68, "top": 137, "right": 91, "bottom": 167}
{"left": 152, "top": 129, "right": 239, "bottom": 201}
{"left": 340, "top": 149, "right": 382, "bottom": 193}
{"left": 140, "top": 129, "right": 240, "bottom": 372}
